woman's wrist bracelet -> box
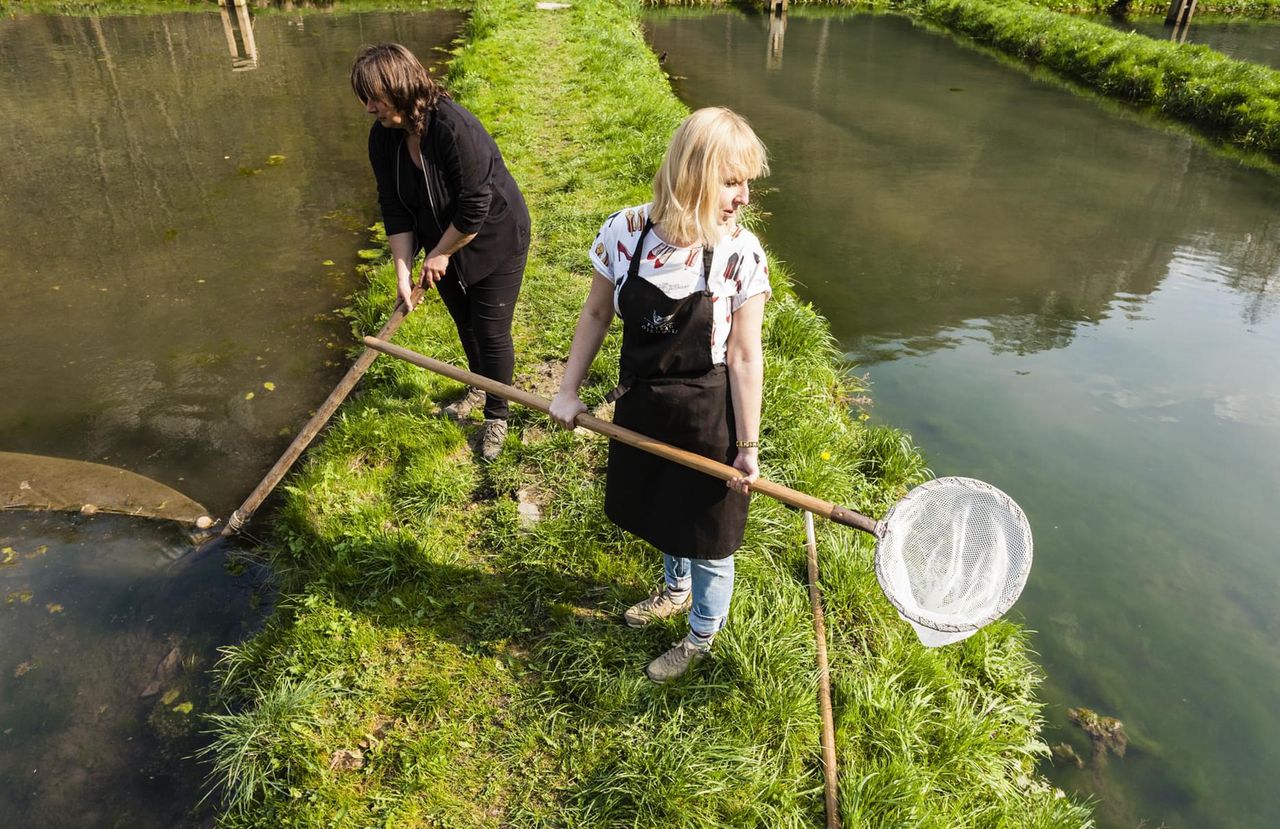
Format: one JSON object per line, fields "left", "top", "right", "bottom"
{"left": 735, "top": 439, "right": 760, "bottom": 449}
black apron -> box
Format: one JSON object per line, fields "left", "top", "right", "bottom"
{"left": 604, "top": 221, "right": 749, "bottom": 560}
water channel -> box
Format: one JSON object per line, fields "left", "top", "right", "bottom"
{"left": 0, "top": 7, "right": 461, "bottom": 825}
{"left": 646, "top": 10, "right": 1280, "bottom": 829}
{"left": 1106, "top": 15, "right": 1280, "bottom": 69}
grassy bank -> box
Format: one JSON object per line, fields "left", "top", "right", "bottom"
{"left": 757, "top": 0, "right": 1280, "bottom": 161}
{"left": 650, "top": 0, "right": 1280, "bottom": 162}
{"left": 899, "top": 0, "right": 1280, "bottom": 160}
{"left": 0, "top": 0, "right": 464, "bottom": 16}
{"left": 1012, "top": 0, "right": 1280, "bottom": 19}
{"left": 766, "top": 0, "right": 1280, "bottom": 19}
{"left": 204, "top": 0, "right": 1093, "bottom": 826}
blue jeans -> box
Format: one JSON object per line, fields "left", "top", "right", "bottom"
{"left": 664, "top": 554, "right": 734, "bottom": 643}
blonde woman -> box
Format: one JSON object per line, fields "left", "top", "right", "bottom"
{"left": 550, "top": 108, "right": 770, "bottom": 682}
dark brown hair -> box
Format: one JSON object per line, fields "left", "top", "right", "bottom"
{"left": 350, "top": 42, "right": 446, "bottom": 134}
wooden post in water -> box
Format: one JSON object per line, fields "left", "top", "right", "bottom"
{"left": 218, "top": 1, "right": 238, "bottom": 58}
{"left": 766, "top": 0, "right": 788, "bottom": 15}
{"left": 223, "top": 0, "right": 258, "bottom": 70}
{"left": 1164, "top": 0, "right": 1197, "bottom": 32}
{"left": 767, "top": 5, "right": 786, "bottom": 71}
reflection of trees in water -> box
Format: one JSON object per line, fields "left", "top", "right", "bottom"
{"left": 1212, "top": 215, "right": 1280, "bottom": 327}
{"left": 985, "top": 305, "right": 1081, "bottom": 356}
{"left": 657, "top": 13, "right": 1280, "bottom": 357}
{"left": 0, "top": 11, "right": 460, "bottom": 508}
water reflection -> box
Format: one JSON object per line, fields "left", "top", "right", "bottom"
{"left": 219, "top": 0, "right": 259, "bottom": 71}
{"left": 1165, "top": 0, "right": 1196, "bottom": 43}
{"left": 648, "top": 10, "right": 1280, "bottom": 828}
{"left": 0, "top": 9, "right": 462, "bottom": 826}
{"left": 1102, "top": 15, "right": 1280, "bottom": 69}
{"left": 652, "top": 10, "right": 1279, "bottom": 362}
{"left": 0, "top": 9, "right": 461, "bottom": 514}
{"left": 766, "top": 9, "right": 785, "bottom": 71}
{"left": 0, "top": 512, "right": 269, "bottom": 827}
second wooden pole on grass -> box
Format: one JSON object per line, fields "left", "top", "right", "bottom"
{"left": 364, "top": 335, "right": 844, "bottom": 827}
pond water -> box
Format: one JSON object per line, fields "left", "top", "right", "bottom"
{"left": 1105, "top": 15, "right": 1280, "bottom": 69}
{"left": 0, "top": 7, "right": 461, "bottom": 826}
{"left": 647, "top": 10, "right": 1280, "bottom": 829}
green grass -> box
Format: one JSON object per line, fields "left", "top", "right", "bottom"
{"left": 689, "top": 0, "right": 1280, "bottom": 19}
{"left": 903, "top": 0, "right": 1280, "bottom": 160}
{"left": 204, "top": 0, "right": 1093, "bottom": 826}
{"left": 1, "top": 0, "right": 466, "bottom": 16}
{"left": 1008, "top": 0, "right": 1280, "bottom": 19}
{"left": 717, "top": 0, "right": 1280, "bottom": 161}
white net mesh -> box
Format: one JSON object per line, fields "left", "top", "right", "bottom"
{"left": 874, "top": 477, "right": 1032, "bottom": 647}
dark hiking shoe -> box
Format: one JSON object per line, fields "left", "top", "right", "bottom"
{"left": 479, "top": 418, "right": 507, "bottom": 462}
{"left": 645, "top": 638, "right": 709, "bottom": 683}
{"left": 444, "top": 386, "right": 485, "bottom": 419}
{"left": 623, "top": 588, "right": 692, "bottom": 629}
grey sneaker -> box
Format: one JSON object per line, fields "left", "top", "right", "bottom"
{"left": 479, "top": 418, "right": 507, "bottom": 462}
{"left": 645, "top": 638, "right": 709, "bottom": 683}
{"left": 623, "top": 588, "right": 691, "bottom": 629}
{"left": 444, "top": 386, "right": 485, "bottom": 419}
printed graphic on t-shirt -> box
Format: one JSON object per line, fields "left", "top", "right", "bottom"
{"left": 588, "top": 203, "right": 770, "bottom": 365}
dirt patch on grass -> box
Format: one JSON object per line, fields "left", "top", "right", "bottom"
{"left": 516, "top": 360, "right": 566, "bottom": 402}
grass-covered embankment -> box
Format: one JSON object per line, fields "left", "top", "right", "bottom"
{"left": 895, "top": 0, "right": 1280, "bottom": 161}
{"left": 771, "top": 0, "right": 1280, "bottom": 162}
{"left": 1012, "top": 0, "right": 1280, "bottom": 19}
{"left": 774, "top": 0, "right": 1280, "bottom": 21}
{"left": 0, "top": 0, "right": 467, "bottom": 16}
{"left": 205, "top": 0, "right": 1093, "bottom": 826}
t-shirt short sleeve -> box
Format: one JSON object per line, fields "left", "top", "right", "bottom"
{"left": 731, "top": 236, "right": 771, "bottom": 313}
{"left": 587, "top": 205, "right": 649, "bottom": 283}
{"left": 588, "top": 214, "right": 618, "bottom": 282}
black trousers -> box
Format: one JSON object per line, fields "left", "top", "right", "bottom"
{"left": 435, "top": 251, "right": 526, "bottom": 420}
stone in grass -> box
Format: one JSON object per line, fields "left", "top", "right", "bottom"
{"left": 516, "top": 487, "right": 544, "bottom": 527}
{"left": 328, "top": 748, "right": 364, "bottom": 772}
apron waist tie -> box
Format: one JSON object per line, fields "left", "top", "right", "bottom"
{"left": 603, "top": 380, "right": 632, "bottom": 404}
{"left": 604, "top": 364, "right": 728, "bottom": 405}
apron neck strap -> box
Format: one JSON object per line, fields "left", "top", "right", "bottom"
{"left": 628, "top": 219, "right": 654, "bottom": 282}
{"left": 627, "top": 219, "right": 715, "bottom": 284}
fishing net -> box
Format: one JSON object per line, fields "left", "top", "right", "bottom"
{"left": 874, "top": 477, "right": 1033, "bottom": 647}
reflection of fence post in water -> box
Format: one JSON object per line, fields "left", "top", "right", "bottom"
{"left": 766, "top": 6, "right": 786, "bottom": 71}
{"left": 218, "top": 0, "right": 259, "bottom": 71}
{"left": 1164, "top": 0, "right": 1197, "bottom": 43}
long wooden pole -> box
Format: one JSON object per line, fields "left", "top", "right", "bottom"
{"left": 365, "top": 337, "right": 849, "bottom": 820}
{"left": 805, "top": 511, "right": 842, "bottom": 829}
{"left": 198, "top": 289, "right": 424, "bottom": 548}
{"left": 362, "top": 337, "right": 885, "bottom": 537}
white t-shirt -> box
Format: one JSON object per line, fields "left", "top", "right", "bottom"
{"left": 588, "top": 203, "right": 771, "bottom": 365}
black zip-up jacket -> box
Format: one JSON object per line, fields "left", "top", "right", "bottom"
{"left": 368, "top": 98, "right": 530, "bottom": 286}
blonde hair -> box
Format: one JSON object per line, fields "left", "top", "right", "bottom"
{"left": 651, "top": 107, "right": 769, "bottom": 248}
{"left": 350, "top": 43, "right": 446, "bottom": 134}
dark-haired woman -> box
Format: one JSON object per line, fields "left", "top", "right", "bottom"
{"left": 352, "top": 42, "right": 530, "bottom": 460}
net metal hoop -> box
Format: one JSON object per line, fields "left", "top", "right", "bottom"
{"left": 874, "top": 476, "right": 1033, "bottom": 638}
